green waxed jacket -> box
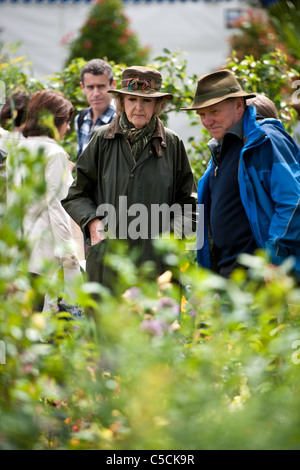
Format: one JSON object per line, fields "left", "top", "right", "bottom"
{"left": 62, "top": 116, "right": 197, "bottom": 285}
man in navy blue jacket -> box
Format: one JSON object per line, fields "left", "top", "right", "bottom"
{"left": 181, "top": 70, "right": 300, "bottom": 280}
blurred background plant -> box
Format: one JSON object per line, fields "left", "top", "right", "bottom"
{"left": 0, "top": 42, "right": 45, "bottom": 96}
{"left": 226, "top": 49, "right": 299, "bottom": 132}
{"left": 228, "top": 8, "right": 291, "bottom": 64}
{"left": 269, "top": 0, "right": 300, "bottom": 72}
{"left": 1, "top": 150, "right": 300, "bottom": 449}
{"left": 228, "top": 2, "right": 300, "bottom": 75}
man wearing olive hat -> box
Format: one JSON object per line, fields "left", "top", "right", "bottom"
{"left": 182, "top": 69, "right": 300, "bottom": 279}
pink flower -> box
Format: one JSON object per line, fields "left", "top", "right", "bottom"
{"left": 140, "top": 319, "right": 169, "bottom": 336}
{"left": 123, "top": 286, "right": 141, "bottom": 300}
{"left": 60, "top": 32, "right": 74, "bottom": 46}
{"left": 156, "top": 297, "right": 180, "bottom": 315}
{"left": 124, "top": 29, "right": 134, "bottom": 38}
{"left": 118, "top": 36, "right": 128, "bottom": 45}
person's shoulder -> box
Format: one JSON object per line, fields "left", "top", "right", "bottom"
{"left": 260, "top": 118, "right": 285, "bottom": 136}
{"left": 19, "top": 136, "right": 65, "bottom": 156}
{"left": 81, "top": 123, "right": 113, "bottom": 148}
{"left": 164, "top": 126, "right": 178, "bottom": 137}
{"left": 75, "top": 107, "right": 90, "bottom": 119}
{"left": 163, "top": 127, "right": 186, "bottom": 148}
{"left": 94, "top": 122, "right": 111, "bottom": 137}
{"left": 259, "top": 120, "right": 300, "bottom": 163}
{"left": 75, "top": 107, "right": 91, "bottom": 130}
{"left": 156, "top": 118, "right": 181, "bottom": 140}
{"left": 0, "top": 127, "right": 9, "bottom": 138}
{"left": 260, "top": 119, "right": 298, "bottom": 148}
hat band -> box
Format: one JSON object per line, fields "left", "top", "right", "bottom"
{"left": 193, "top": 85, "right": 242, "bottom": 104}
{"left": 121, "top": 78, "right": 162, "bottom": 94}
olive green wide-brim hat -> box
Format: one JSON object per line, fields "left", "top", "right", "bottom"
{"left": 181, "top": 69, "right": 256, "bottom": 110}
{"left": 108, "top": 66, "right": 173, "bottom": 99}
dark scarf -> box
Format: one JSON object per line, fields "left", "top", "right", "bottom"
{"left": 119, "top": 112, "right": 156, "bottom": 161}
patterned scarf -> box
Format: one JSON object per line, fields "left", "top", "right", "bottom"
{"left": 119, "top": 112, "right": 156, "bottom": 161}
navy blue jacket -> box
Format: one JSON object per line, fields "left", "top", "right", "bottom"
{"left": 197, "top": 105, "right": 300, "bottom": 278}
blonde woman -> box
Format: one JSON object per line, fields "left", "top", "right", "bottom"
{"left": 62, "top": 66, "right": 197, "bottom": 288}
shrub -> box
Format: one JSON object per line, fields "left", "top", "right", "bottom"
{"left": 1, "top": 163, "right": 300, "bottom": 449}
{"left": 65, "top": 0, "right": 150, "bottom": 67}
{"left": 269, "top": 0, "right": 300, "bottom": 70}
{"left": 226, "top": 49, "right": 299, "bottom": 132}
{"left": 228, "top": 9, "right": 290, "bottom": 63}
{"left": 1, "top": 50, "right": 300, "bottom": 450}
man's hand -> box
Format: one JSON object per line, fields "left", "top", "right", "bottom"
{"left": 88, "top": 219, "right": 106, "bottom": 245}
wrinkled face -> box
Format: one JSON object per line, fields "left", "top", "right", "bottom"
{"left": 81, "top": 71, "right": 115, "bottom": 116}
{"left": 123, "top": 95, "right": 157, "bottom": 129}
{"left": 196, "top": 98, "right": 245, "bottom": 141}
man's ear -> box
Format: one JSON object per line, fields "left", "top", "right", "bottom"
{"left": 236, "top": 97, "right": 246, "bottom": 114}
{"left": 80, "top": 82, "right": 85, "bottom": 93}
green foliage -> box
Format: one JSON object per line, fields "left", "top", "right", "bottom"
{"left": 65, "top": 0, "right": 150, "bottom": 67}
{"left": 228, "top": 9, "right": 289, "bottom": 62}
{"left": 0, "top": 43, "right": 46, "bottom": 97}
{"left": 269, "top": 0, "right": 300, "bottom": 68}
{"left": 150, "top": 48, "right": 198, "bottom": 116}
{"left": 1, "top": 42, "right": 300, "bottom": 450}
{"left": 1, "top": 145, "right": 300, "bottom": 450}
{"left": 228, "top": 7, "right": 300, "bottom": 74}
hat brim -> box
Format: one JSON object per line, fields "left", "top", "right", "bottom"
{"left": 181, "top": 91, "right": 256, "bottom": 110}
{"left": 108, "top": 89, "right": 173, "bottom": 99}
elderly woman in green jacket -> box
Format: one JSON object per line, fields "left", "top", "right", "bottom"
{"left": 62, "top": 66, "right": 197, "bottom": 288}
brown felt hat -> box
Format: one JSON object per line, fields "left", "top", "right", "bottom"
{"left": 181, "top": 69, "right": 256, "bottom": 110}
{"left": 108, "top": 66, "right": 173, "bottom": 99}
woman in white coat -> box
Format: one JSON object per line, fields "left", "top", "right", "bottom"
{"left": 7, "top": 89, "right": 83, "bottom": 313}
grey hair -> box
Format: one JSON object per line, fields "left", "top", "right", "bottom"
{"left": 246, "top": 93, "right": 278, "bottom": 119}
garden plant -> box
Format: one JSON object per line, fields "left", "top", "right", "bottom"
{"left": 1, "top": 10, "right": 300, "bottom": 447}
{"left": 1, "top": 140, "right": 300, "bottom": 450}
{"left": 65, "top": 0, "right": 150, "bottom": 67}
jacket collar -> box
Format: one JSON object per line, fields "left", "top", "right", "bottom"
{"left": 243, "top": 104, "right": 286, "bottom": 149}
{"left": 104, "top": 115, "right": 167, "bottom": 157}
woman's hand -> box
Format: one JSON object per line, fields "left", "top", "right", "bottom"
{"left": 88, "top": 218, "right": 106, "bottom": 245}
